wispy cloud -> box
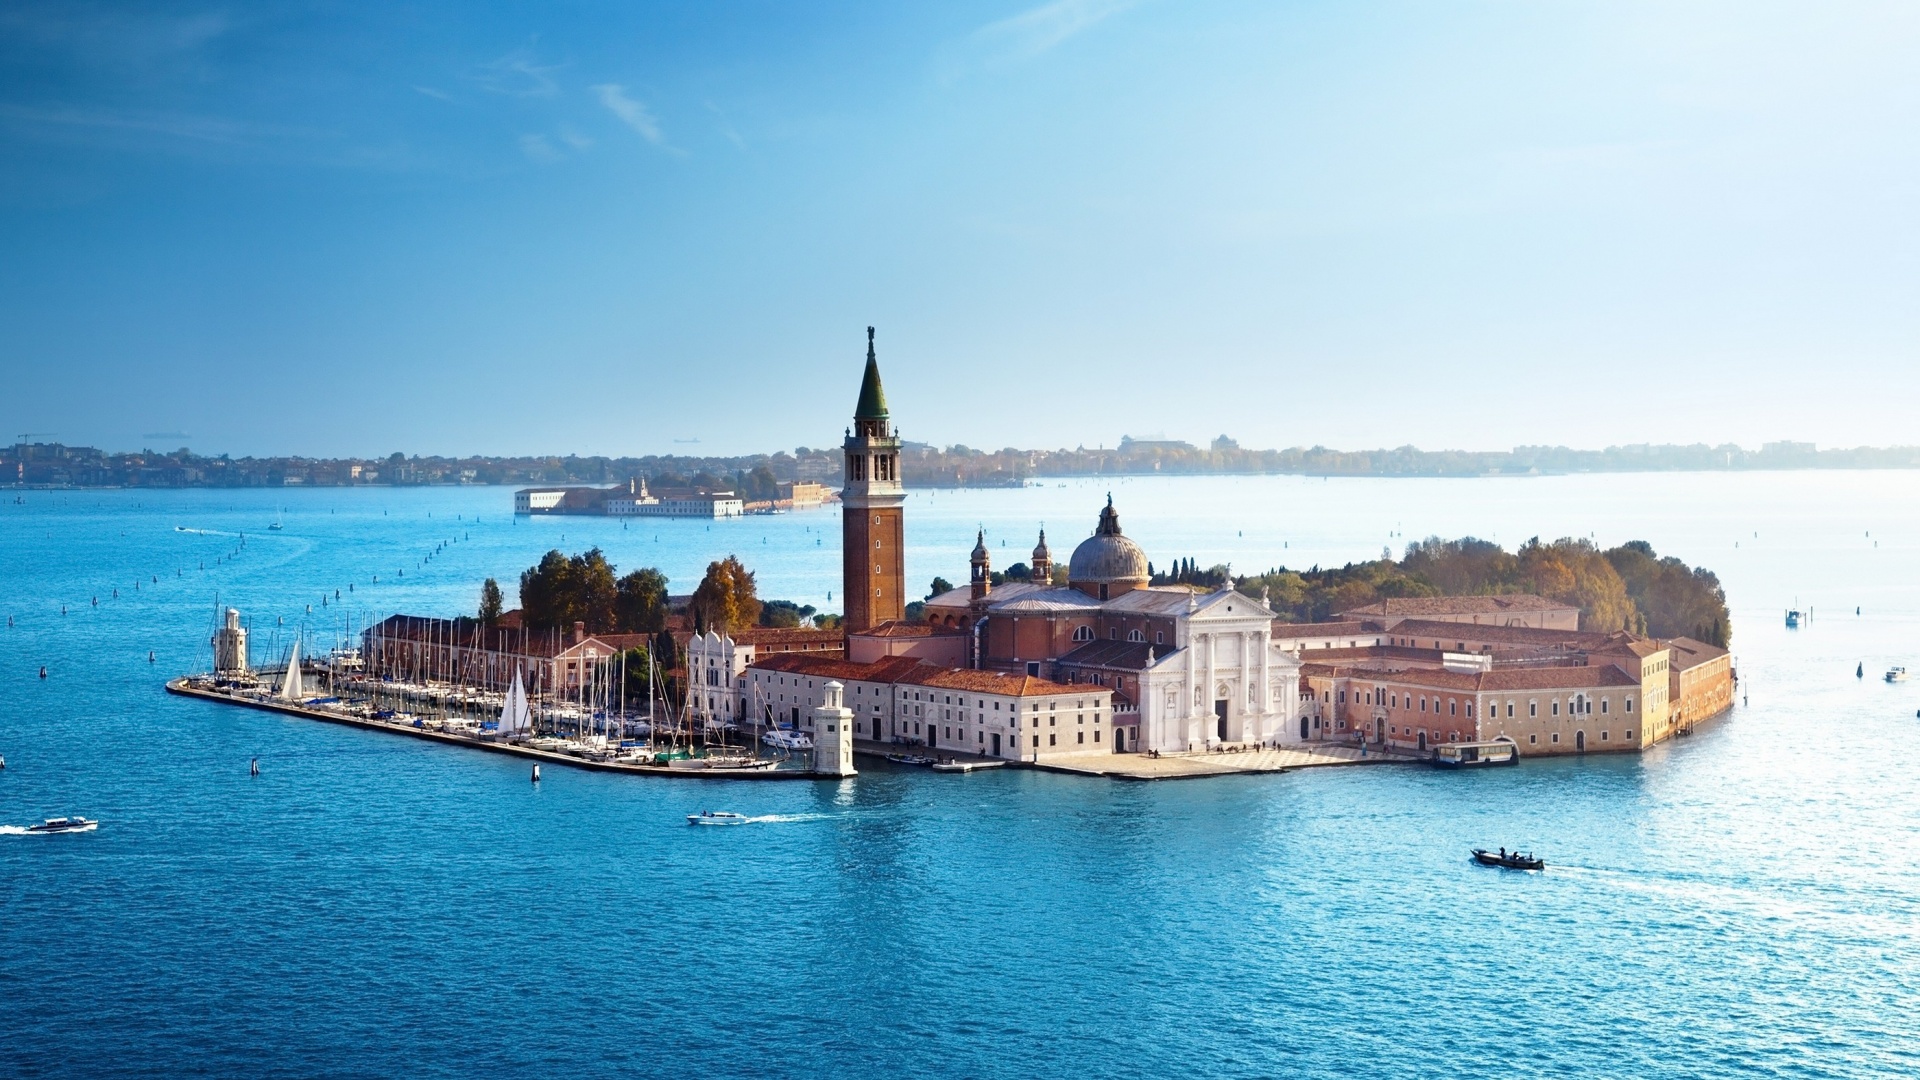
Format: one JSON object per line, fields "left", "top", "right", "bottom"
{"left": 476, "top": 48, "right": 561, "bottom": 98}
{"left": 518, "top": 133, "right": 561, "bottom": 162}
{"left": 974, "top": 0, "right": 1138, "bottom": 59}
{"left": 0, "top": 102, "right": 275, "bottom": 144}
{"left": 557, "top": 125, "right": 593, "bottom": 151}
{"left": 705, "top": 101, "right": 746, "bottom": 151}
{"left": 593, "top": 84, "right": 667, "bottom": 147}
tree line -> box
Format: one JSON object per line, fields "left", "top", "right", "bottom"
{"left": 1170, "top": 536, "right": 1730, "bottom": 646}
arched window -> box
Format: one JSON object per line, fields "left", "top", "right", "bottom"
{"left": 1072, "top": 625, "right": 1093, "bottom": 642}
{"left": 1128, "top": 629, "right": 1144, "bottom": 642}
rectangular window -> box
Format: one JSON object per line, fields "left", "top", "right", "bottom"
{"left": 1626, "top": 698, "right": 1634, "bottom": 712}
{"left": 1049, "top": 734, "right": 1056, "bottom": 746}
{"left": 1448, "top": 700, "right": 1456, "bottom": 716}
{"left": 1601, "top": 731, "right": 1609, "bottom": 741}
{"left": 1551, "top": 701, "right": 1559, "bottom": 716}
{"left": 1094, "top": 730, "right": 1102, "bottom": 742}
{"left": 1077, "top": 732, "right": 1084, "bottom": 744}
{"left": 1626, "top": 729, "right": 1635, "bottom": 740}
{"left": 1507, "top": 702, "right": 1514, "bottom": 718}
{"left": 1033, "top": 735, "right": 1040, "bottom": 747}
{"left": 1420, "top": 698, "right": 1427, "bottom": 712}
{"left": 1529, "top": 734, "right": 1537, "bottom": 744}
{"left": 1551, "top": 733, "right": 1560, "bottom": 743}
{"left": 1601, "top": 699, "right": 1609, "bottom": 714}
{"left": 1529, "top": 701, "right": 1537, "bottom": 717}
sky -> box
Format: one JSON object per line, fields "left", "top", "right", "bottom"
{"left": 2, "top": 1, "right": 1918, "bottom": 459}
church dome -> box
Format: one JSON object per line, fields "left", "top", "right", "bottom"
{"left": 1067, "top": 498, "right": 1149, "bottom": 586}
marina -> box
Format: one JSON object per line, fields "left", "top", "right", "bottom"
{"left": 164, "top": 677, "right": 845, "bottom": 780}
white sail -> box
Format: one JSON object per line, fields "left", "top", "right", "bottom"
{"left": 278, "top": 638, "right": 304, "bottom": 701}
{"left": 499, "top": 668, "right": 531, "bottom": 735}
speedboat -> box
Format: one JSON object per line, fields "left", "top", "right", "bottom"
{"left": 1888, "top": 667, "right": 1909, "bottom": 683}
{"left": 25, "top": 817, "right": 97, "bottom": 834}
{"left": 686, "top": 810, "right": 749, "bottom": 826}
{"left": 762, "top": 728, "right": 813, "bottom": 751}
{"left": 885, "top": 753, "right": 936, "bottom": 767}
{"left": 1471, "top": 848, "right": 1543, "bottom": 871}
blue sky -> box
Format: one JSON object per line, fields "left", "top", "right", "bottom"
{"left": 3, "top": 2, "right": 1917, "bottom": 458}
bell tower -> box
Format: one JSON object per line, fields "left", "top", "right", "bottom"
{"left": 842, "top": 327, "right": 906, "bottom": 632}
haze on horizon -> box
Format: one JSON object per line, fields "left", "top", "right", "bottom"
{"left": 3, "top": 2, "right": 1917, "bottom": 460}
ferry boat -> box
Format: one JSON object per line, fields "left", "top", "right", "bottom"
{"left": 686, "top": 810, "right": 749, "bottom": 826}
{"left": 1888, "top": 667, "right": 1910, "bottom": 683}
{"left": 1471, "top": 848, "right": 1543, "bottom": 871}
{"left": 1432, "top": 740, "right": 1519, "bottom": 768}
{"left": 25, "top": 817, "right": 97, "bottom": 834}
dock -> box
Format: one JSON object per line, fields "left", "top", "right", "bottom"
{"left": 851, "top": 737, "right": 1412, "bottom": 781}
{"left": 165, "top": 679, "right": 844, "bottom": 781}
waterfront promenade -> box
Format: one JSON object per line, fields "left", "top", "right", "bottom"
{"left": 849, "top": 736, "right": 1409, "bottom": 780}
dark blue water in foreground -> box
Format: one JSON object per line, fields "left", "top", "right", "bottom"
{"left": 3, "top": 475, "right": 1919, "bottom": 1078}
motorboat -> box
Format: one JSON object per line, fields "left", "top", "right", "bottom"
{"left": 686, "top": 811, "right": 749, "bottom": 826}
{"left": 1785, "top": 609, "right": 1801, "bottom": 628}
{"left": 931, "top": 758, "right": 1005, "bottom": 773}
{"left": 1432, "top": 740, "right": 1518, "bottom": 768}
{"left": 25, "top": 817, "right": 98, "bottom": 834}
{"left": 885, "top": 753, "right": 936, "bottom": 767}
{"left": 1472, "top": 848, "right": 1544, "bottom": 871}
{"left": 762, "top": 728, "right": 813, "bottom": 751}
{"left": 1888, "top": 667, "right": 1909, "bottom": 683}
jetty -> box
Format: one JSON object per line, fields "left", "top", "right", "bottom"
{"left": 165, "top": 677, "right": 845, "bottom": 781}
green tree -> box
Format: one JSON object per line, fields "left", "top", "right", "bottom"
{"left": 615, "top": 567, "right": 670, "bottom": 633}
{"left": 479, "top": 578, "right": 503, "bottom": 625}
{"left": 929, "top": 576, "right": 953, "bottom": 598}
{"left": 518, "top": 547, "right": 619, "bottom": 631}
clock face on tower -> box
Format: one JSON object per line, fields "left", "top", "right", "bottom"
{"left": 842, "top": 328, "right": 906, "bottom": 632}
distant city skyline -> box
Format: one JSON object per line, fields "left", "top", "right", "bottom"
{"left": 5, "top": 2, "right": 1919, "bottom": 458}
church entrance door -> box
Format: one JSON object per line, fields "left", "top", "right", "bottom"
{"left": 1214, "top": 700, "right": 1228, "bottom": 742}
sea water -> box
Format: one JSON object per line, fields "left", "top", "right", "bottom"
{"left": 2, "top": 472, "right": 1918, "bottom": 1078}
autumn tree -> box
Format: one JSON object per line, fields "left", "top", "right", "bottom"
{"left": 689, "top": 555, "right": 761, "bottom": 633}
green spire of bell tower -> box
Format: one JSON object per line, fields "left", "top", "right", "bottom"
{"left": 854, "top": 326, "right": 889, "bottom": 421}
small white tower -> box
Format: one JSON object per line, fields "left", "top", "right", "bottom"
{"left": 213, "top": 608, "right": 249, "bottom": 674}
{"left": 812, "top": 680, "right": 857, "bottom": 777}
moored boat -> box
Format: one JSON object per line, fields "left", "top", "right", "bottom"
{"left": 1887, "top": 666, "right": 1909, "bottom": 683}
{"left": 885, "top": 753, "right": 936, "bottom": 766}
{"left": 1432, "top": 740, "right": 1518, "bottom": 768}
{"left": 1471, "top": 847, "right": 1543, "bottom": 871}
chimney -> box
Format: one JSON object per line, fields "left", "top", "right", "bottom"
{"left": 573, "top": 620, "right": 586, "bottom": 645}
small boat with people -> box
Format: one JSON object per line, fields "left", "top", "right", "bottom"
{"left": 1471, "top": 847, "right": 1543, "bottom": 871}
{"left": 1887, "top": 666, "right": 1909, "bottom": 683}
{"left": 25, "top": 817, "right": 98, "bottom": 834}
{"left": 885, "top": 753, "right": 936, "bottom": 767}
{"left": 686, "top": 810, "right": 749, "bottom": 826}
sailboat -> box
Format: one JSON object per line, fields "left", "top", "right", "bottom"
{"left": 495, "top": 668, "right": 532, "bottom": 738}
{"left": 268, "top": 507, "right": 284, "bottom": 531}
{"left": 277, "top": 638, "right": 305, "bottom": 702}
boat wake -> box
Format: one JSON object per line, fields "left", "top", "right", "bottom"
{"left": 742, "top": 813, "right": 831, "bottom": 825}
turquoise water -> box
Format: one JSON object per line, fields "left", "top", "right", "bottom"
{"left": 3, "top": 473, "right": 1919, "bottom": 1078}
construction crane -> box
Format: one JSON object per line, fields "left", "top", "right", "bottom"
{"left": 16, "top": 433, "right": 56, "bottom": 443}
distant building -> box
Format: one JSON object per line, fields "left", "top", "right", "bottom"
{"left": 1334, "top": 595, "right": 1580, "bottom": 631}
{"left": 515, "top": 477, "right": 744, "bottom": 518}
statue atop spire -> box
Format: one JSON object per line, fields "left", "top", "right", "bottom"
{"left": 855, "top": 326, "right": 888, "bottom": 422}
